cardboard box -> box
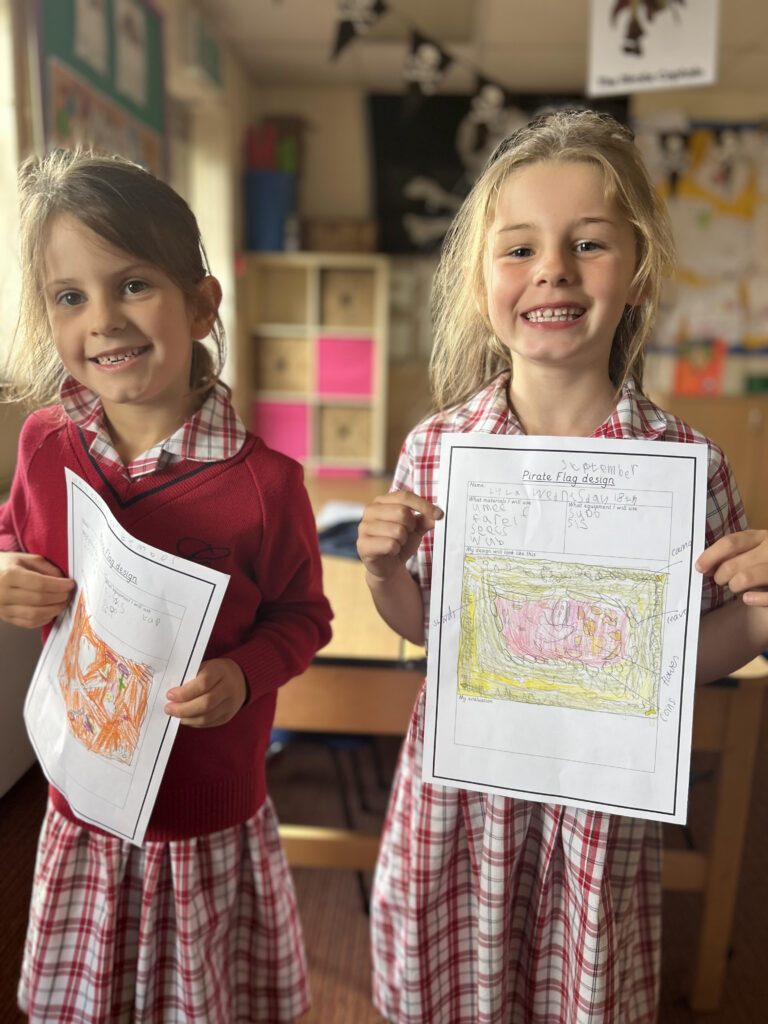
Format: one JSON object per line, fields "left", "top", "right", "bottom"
{"left": 304, "top": 219, "right": 379, "bottom": 253}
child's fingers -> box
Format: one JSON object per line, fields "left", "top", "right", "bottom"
{"left": 717, "top": 561, "right": 768, "bottom": 594}
{"left": 742, "top": 590, "right": 768, "bottom": 607}
{"left": 0, "top": 600, "right": 71, "bottom": 628}
{"left": 357, "top": 491, "right": 443, "bottom": 566}
{"left": 695, "top": 530, "right": 767, "bottom": 575}
{"left": 165, "top": 690, "right": 228, "bottom": 725}
{"left": 361, "top": 491, "right": 443, "bottom": 530}
{"left": 14, "top": 553, "right": 72, "bottom": 579}
{"left": 165, "top": 660, "right": 246, "bottom": 727}
{"left": 7, "top": 574, "right": 75, "bottom": 602}
{"left": 0, "top": 555, "right": 75, "bottom": 627}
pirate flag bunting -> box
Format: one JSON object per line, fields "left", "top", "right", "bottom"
{"left": 332, "top": 0, "right": 389, "bottom": 59}
{"left": 402, "top": 30, "right": 453, "bottom": 96}
{"left": 470, "top": 76, "right": 517, "bottom": 126}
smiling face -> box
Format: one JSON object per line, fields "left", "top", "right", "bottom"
{"left": 44, "top": 214, "right": 214, "bottom": 431}
{"left": 484, "top": 160, "right": 641, "bottom": 382}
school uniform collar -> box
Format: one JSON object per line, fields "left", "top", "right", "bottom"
{"left": 597, "top": 381, "right": 668, "bottom": 440}
{"left": 455, "top": 371, "right": 668, "bottom": 441}
{"left": 59, "top": 376, "right": 247, "bottom": 479}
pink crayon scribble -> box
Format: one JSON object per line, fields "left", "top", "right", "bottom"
{"left": 495, "top": 596, "right": 630, "bottom": 666}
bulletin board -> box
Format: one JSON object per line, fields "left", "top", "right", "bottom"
{"left": 33, "top": 0, "right": 165, "bottom": 175}
{"left": 636, "top": 120, "right": 768, "bottom": 396}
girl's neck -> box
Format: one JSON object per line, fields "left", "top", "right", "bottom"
{"left": 507, "top": 366, "right": 617, "bottom": 438}
{"left": 102, "top": 395, "right": 201, "bottom": 465}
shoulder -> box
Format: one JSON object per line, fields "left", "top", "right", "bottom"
{"left": 637, "top": 393, "right": 728, "bottom": 474}
{"left": 16, "top": 405, "right": 70, "bottom": 453}
{"left": 239, "top": 432, "right": 307, "bottom": 498}
{"left": 403, "top": 373, "right": 511, "bottom": 454}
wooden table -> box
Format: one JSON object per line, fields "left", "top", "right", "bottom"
{"left": 275, "top": 474, "right": 767, "bottom": 1011}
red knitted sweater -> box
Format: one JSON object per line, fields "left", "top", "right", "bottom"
{"left": 0, "top": 408, "right": 333, "bottom": 840}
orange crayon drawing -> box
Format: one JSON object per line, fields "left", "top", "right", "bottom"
{"left": 58, "top": 592, "right": 153, "bottom": 764}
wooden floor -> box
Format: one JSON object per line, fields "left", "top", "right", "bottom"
{"left": 2, "top": 711, "right": 768, "bottom": 1023}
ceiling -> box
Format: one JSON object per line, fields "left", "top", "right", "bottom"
{"left": 193, "top": 0, "right": 768, "bottom": 96}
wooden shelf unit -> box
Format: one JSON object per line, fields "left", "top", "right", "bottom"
{"left": 235, "top": 252, "right": 390, "bottom": 475}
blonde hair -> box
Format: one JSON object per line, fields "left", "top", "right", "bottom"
{"left": 4, "top": 147, "right": 225, "bottom": 407}
{"left": 430, "top": 109, "right": 675, "bottom": 411}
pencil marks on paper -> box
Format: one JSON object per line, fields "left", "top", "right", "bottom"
{"left": 58, "top": 591, "right": 152, "bottom": 764}
{"left": 458, "top": 556, "right": 666, "bottom": 716}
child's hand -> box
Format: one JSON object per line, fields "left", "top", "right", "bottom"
{"left": 0, "top": 551, "right": 75, "bottom": 627}
{"left": 357, "top": 490, "right": 443, "bottom": 582}
{"left": 696, "top": 529, "right": 768, "bottom": 605}
{"left": 164, "top": 657, "right": 247, "bottom": 727}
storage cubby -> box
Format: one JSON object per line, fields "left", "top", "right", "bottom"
{"left": 236, "top": 252, "right": 389, "bottom": 474}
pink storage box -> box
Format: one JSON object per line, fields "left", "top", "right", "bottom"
{"left": 252, "top": 401, "right": 309, "bottom": 462}
{"left": 317, "top": 336, "right": 374, "bottom": 396}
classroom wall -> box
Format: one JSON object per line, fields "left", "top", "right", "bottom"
{"left": 0, "top": 0, "right": 21, "bottom": 374}
{"left": 632, "top": 88, "right": 768, "bottom": 121}
{"left": 249, "top": 86, "right": 371, "bottom": 219}
{"left": 246, "top": 82, "right": 768, "bottom": 466}
{"left": 246, "top": 84, "right": 768, "bottom": 224}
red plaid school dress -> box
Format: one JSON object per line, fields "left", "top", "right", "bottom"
{"left": 16, "top": 382, "right": 310, "bottom": 1024}
{"left": 371, "top": 372, "right": 746, "bottom": 1024}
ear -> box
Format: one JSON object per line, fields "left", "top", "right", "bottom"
{"left": 190, "top": 276, "right": 222, "bottom": 340}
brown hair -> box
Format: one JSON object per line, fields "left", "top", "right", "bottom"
{"left": 430, "top": 109, "right": 676, "bottom": 411}
{"left": 5, "top": 147, "right": 225, "bottom": 406}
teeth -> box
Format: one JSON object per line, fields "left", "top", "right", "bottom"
{"left": 94, "top": 348, "right": 145, "bottom": 365}
{"left": 528, "top": 305, "right": 585, "bottom": 321}
{"left": 525, "top": 307, "right": 583, "bottom": 323}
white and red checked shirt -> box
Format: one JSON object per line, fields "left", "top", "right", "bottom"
{"left": 371, "top": 371, "right": 746, "bottom": 1024}
{"left": 60, "top": 376, "right": 246, "bottom": 479}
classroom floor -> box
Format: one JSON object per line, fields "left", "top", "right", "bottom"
{"left": 1, "top": 713, "right": 767, "bottom": 1023}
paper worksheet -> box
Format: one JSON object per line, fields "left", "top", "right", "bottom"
{"left": 422, "top": 435, "right": 708, "bottom": 824}
{"left": 24, "top": 470, "right": 229, "bottom": 845}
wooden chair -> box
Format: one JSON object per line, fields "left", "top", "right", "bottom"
{"left": 661, "top": 660, "right": 767, "bottom": 1011}
{"left": 274, "top": 655, "right": 767, "bottom": 1013}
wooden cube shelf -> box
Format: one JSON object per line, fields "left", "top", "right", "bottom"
{"left": 236, "top": 252, "right": 389, "bottom": 475}
{"left": 256, "top": 337, "right": 311, "bottom": 393}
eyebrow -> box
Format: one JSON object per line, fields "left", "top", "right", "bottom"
{"left": 45, "top": 264, "right": 153, "bottom": 290}
{"left": 496, "top": 216, "right": 616, "bottom": 234}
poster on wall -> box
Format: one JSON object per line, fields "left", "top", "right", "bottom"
{"left": 35, "top": 0, "right": 165, "bottom": 175}
{"left": 587, "top": 0, "right": 720, "bottom": 98}
{"left": 115, "top": 0, "right": 148, "bottom": 107}
{"left": 74, "top": 0, "right": 107, "bottom": 74}
{"left": 368, "top": 93, "right": 628, "bottom": 254}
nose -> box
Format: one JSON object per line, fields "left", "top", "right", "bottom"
{"left": 89, "top": 294, "right": 126, "bottom": 336}
{"left": 534, "top": 246, "right": 575, "bottom": 287}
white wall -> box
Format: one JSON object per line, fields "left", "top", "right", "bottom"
{"left": 0, "top": 0, "right": 21, "bottom": 369}
{"left": 632, "top": 87, "right": 768, "bottom": 121}
{"left": 249, "top": 86, "right": 371, "bottom": 219}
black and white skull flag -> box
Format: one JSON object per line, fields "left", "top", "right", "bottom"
{"left": 402, "top": 30, "right": 453, "bottom": 95}
{"left": 331, "top": 0, "right": 389, "bottom": 59}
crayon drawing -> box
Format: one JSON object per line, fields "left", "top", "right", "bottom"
{"left": 458, "top": 555, "right": 666, "bottom": 716}
{"left": 57, "top": 591, "right": 153, "bottom": 765}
